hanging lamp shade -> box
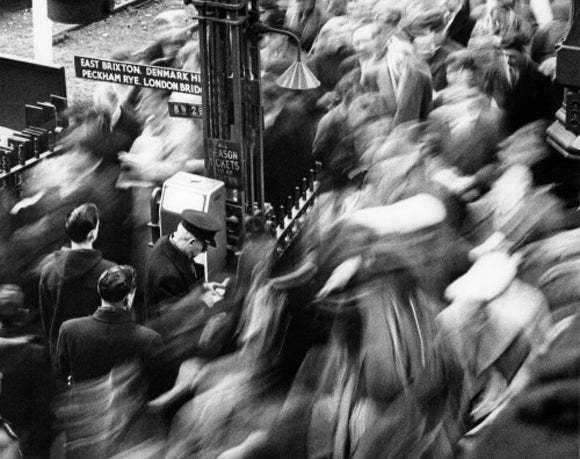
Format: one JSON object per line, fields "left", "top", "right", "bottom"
{"left": 276, "top": 61, "right": 321, "bottom": 90}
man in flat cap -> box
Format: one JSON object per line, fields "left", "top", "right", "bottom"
{"left": 141, "top": 209, "right": 223, "bottom": 328}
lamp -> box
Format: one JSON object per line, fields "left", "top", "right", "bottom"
{"left": 276, "top": 60, "right": 321, "bottom": 90}
{"left": 252, "top": 23, "right": 321, "bottom": 90}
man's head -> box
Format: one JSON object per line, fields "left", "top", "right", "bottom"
{"left": 65, "top": 203, "right": 100, "bottom": 244}
{"left": 97, "top": 265, "right": 137, "bottom": 308}
{"left": 352, "top": 22, "right": 379, "bottom": 59}
{"left": 404, "top": 9, "right": 447, "bottom": 61}
{"left": 173, "top": 210, "right": 222, "bottom": 261}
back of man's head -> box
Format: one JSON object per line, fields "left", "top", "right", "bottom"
{"left": 97, "top": 265, "right": 137, "bottom": 304}
{"left": 65, "top": 203, "right": 99, "bottom": 243}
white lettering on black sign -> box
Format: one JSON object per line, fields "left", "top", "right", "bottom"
{"left": 168, "top": 102, "right": 203, "bottom": 118}
{"left": 74, "top": 56, "right": 202, "bottom": 95}
{"left": 208, "top": 139, "right": 242, "bottom": 189}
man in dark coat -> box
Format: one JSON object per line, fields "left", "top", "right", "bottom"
{"left": 55, "top": 266, "right": 164, "bottom": 458}
{"left": 0, "top": 284, "right": 51, "bottom": 458}
{"left": 56, "top": 265, "right": 162, "bottom": 384}
{"left": 141, "top": 209, "right": 222, "bottom": 327}
{"left": 39, "top": 203, "right": 115, "bottom": 363}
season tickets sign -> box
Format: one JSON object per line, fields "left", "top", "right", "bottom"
{"left": 74, "top": 56, "right": 202, "bottom": 95}
{"left": 207, "top": 139, "right": 242, "bottom": 189}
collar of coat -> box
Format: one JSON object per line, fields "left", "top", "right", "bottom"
{"left": 160, "top": 235, "right": 197, "bottom": 281}
{"left": 92, "top": 307, "right": 131, "bottom": 324}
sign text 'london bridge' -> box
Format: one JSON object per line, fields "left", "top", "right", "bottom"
{"left": 74, "top": 56, "right": 202, "bottom": 95}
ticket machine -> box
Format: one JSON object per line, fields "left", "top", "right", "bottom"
{"left": 158, "top": 172, "right": 226, "bottom": 281}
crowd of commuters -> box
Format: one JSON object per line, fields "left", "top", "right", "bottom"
{"left": 0, "top": 0, "right": 579, "bottom": 457}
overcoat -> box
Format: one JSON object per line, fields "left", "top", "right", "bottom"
{"left": 56, "top": 308, "right": 162, "bottom": 383}
{"left": 39, "top": 248, "right": 115, "bottom": 361}
{"left": 142, "top": 235, "right": 201, "bottom": 325}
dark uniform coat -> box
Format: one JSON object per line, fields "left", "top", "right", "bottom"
{"left": 56, "top": 308, "right": 162, "bottom": 383}
{"left": 39, "top": 248, "right": 115, "bottom": 361}
{"left": 141, "top": 235, "right": 200, "bottom": 326}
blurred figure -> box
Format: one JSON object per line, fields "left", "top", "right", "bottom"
{"left": 312, "top": 73, "right": 366, "bottom": 191}
{"left": 444, "top": 0, "right": 475, "bottom": 46}
{"left": 325, "top": 0, "right": 347, "bottom": 16}
{"left": 338, "top": 21, "right": 379, "bottom": 80}
{"left": 468, "top": 164, "right": 576, "bottom": 254}
{"left": 429, "top": 48, "right": 507, "bottom": 188}
{"left": 92, "top": 47, "right": 139, "bottom": 119}
{"left": 518, "top": 227, "right": 580, "bottom": 317}
{"left": 307, "top": 16, "right": 355, "bottom": 92}
{"left": 403, "top": 7, "right": 465, "bottom": 90}
{"left": 462, "top": 310, "right": 579, "bottom": 458}
{"left": 375, "top": 27, "right": 434, "bottom": 128}
{"left": 440, "top": 251, "right": 551, "bottom": 438}
{"left": 261, "top": 75, "right": 325, "bottom": 210}
{"left": 0, "top": 284, "right": 51, "bottom": 459}
{"left": 468, "top": 0, "right": 556, "bottom": 132}
{"left": 530, "top": 0, "right": 569, "bottom": 78}
{"left": 285, "top": 0, "right": 330, "bottom": 52}
{"left": 470, "top": 0, "right": 532, "bottom": 51}
{"left": 340, "top": 16, "right": 433, "bottom": 132}
{"left": 225, "top": 195, "right": 465, "bottom": 458}
{"left": 39, "top": 203, "right": 115, "bottom": 363}
{"left": 0, "top": 419, "right": 20, "bottom": 459}
{"left": 53, "top": 362, "right": 165, "bottom": 459}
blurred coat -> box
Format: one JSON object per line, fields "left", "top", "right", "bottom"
{"left": 39, "top": 248, "right": 115, "bottom": 362}
{"left": 438, "top": 267, "right": 551, "bottom": 427}
{"left": 263, "top": 90, "right": 324, "bottom": 209}
{"left": 374, "top": 57, "right": 433, "bottom": 128}
{"left": 429, "top": 91, "right": 507, "bottom": 178}
{"left": 0, "top": 331, "right": 51, "bottom": 458}
{"left": 446, "top": 0, "right": 473, "bottom": 47}
{"left": 307, "top": 46, "right": 354, "bottom": 93}
{"left": 285, "top": 4, "right": 329, "bottom": 52}
{"left": 428, "top": 39, "right": 464, "bottom": 91}
{"left": 463, "top": 313, "right": 580, "bottom": 459}
{"left": 518, "top": 228, "right": 580, "bottom": 315}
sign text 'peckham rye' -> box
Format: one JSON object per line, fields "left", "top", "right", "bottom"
{"left": 74, "top": 56, "right": 202, "bottom": 95}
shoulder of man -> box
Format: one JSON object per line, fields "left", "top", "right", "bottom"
{"left": 59, "top": 315, "right": 92, "bottom": 334}
{"left": 147, "top": 235, "right": 173, "bottom": 261}
{"left": 39, "top": 251, "right": 60, "bottom": 275}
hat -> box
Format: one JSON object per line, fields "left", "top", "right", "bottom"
{"left": 180, "top": 209, "right": 222, "bottom": 247}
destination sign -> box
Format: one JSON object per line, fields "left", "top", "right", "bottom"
{"left": 74, "top": 56, "right": 202, "bottom": 95}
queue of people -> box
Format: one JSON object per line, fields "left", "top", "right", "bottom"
{"left": 0, "top": 0, "right": 579, "bottom": 457}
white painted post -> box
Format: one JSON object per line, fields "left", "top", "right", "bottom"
{"left": 32, "top": 0, "right": 53, "bottom": 63}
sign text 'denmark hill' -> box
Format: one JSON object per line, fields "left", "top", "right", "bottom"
{"left": 74, "top": 56, "right": 202, "bottom": 95}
